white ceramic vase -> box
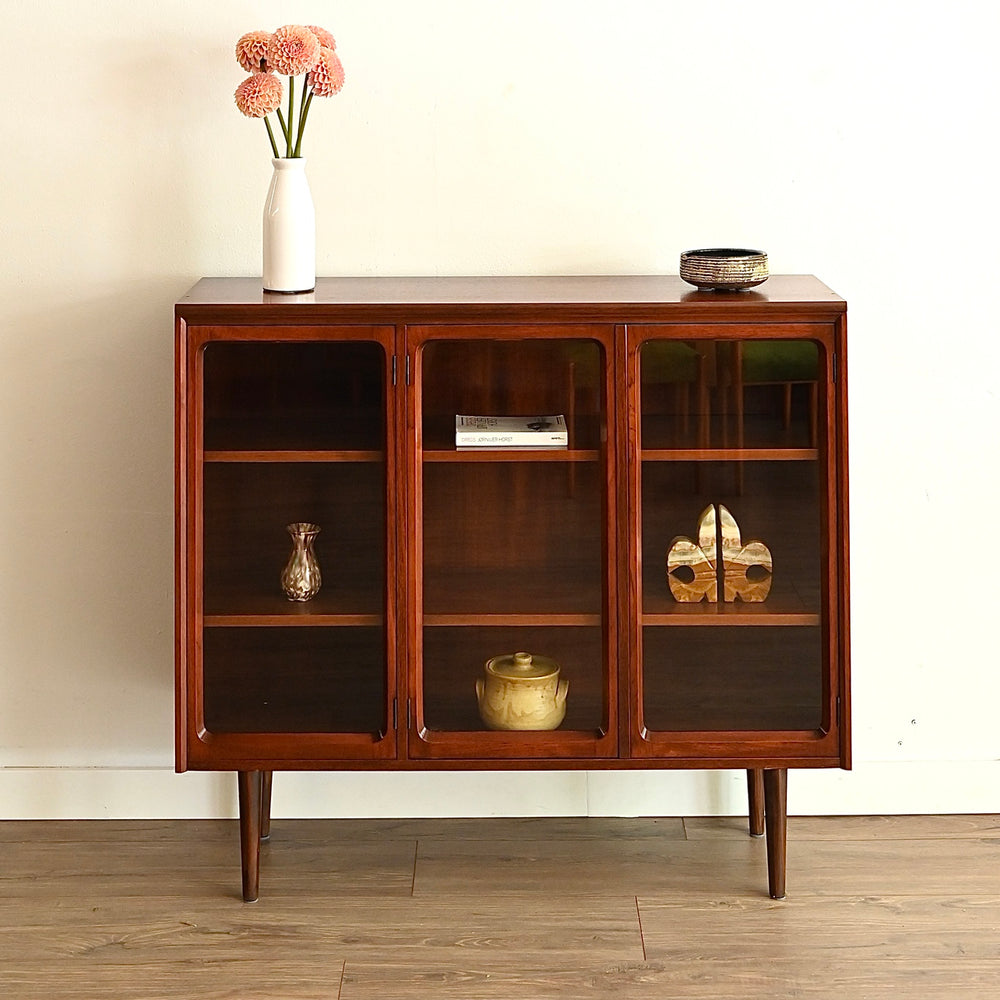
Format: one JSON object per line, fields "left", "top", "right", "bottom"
{"left": 262, "top": 157, "right": 315, "bottom": 294}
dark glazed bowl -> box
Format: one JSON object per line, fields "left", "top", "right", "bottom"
{"left": 680, "top": 248, "right": 769, "bottom": 291}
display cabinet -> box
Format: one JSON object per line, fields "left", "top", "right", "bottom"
{"left": 176, "top": 275, "right": 850, "bottom": 902}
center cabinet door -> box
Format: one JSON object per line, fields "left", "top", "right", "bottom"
{"left": 405, "top": 325, "right": 620, "bottom": 760}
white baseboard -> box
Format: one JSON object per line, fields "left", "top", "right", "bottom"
{"left": 2, "top": 761, "right": 998, "bottom": 819}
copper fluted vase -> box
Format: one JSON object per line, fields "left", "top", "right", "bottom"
{"left": 280, "top": 522, "right": 322, "bottom": 601}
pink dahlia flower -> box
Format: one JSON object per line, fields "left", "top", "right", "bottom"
{"left": 307, "top": 26, "right": 337, "bottom": 50}
{"left": 235, "top": 30, "right": 273, "bottom": 73}
{"left": 267, "top": 25, "right": 320, "bottom": 77}
{"left": 234, "top": 72, "right": 283, "bottom": 118}
{"left": 308, "top": 48, "right": 345, "bottom": 97}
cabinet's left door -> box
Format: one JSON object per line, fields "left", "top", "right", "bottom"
{"left": 176, "top": 324, "right": 399, "bottom": 770}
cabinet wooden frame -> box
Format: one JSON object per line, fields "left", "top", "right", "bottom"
{"left": 175, "top": 275, "right": 850, "bottom": 901}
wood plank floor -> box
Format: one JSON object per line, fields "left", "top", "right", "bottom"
{"left": 2, "top": 815, "right": 999, "bottom": 998}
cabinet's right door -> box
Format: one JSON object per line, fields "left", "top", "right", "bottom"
{"left": 626, "top": 324, "right": 848, "bottom": 766}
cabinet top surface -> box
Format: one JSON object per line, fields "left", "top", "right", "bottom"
{"left": 176, "top": 275, "right": 844, "bottom": 319}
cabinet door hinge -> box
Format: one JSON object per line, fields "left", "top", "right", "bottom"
{"left": 391, "top": 355, "right": 397, "bottom": 386}
{"left": 405, "top": 355, "right": 411, "bottom": 386}
{"left": 836, "top": 696, "right": 842, "bottom": 726}
{"left": 832, "top": 353, "right": 838, "bottom": 383}
{"left": 407, "top": 698, "right": 412, "bottom": 730}
{"left": 392, "top": 697, "right": 398, "bottom": 730}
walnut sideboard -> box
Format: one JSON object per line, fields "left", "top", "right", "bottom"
{"left": 175, "top": 275, "right": 850, "bottom": 901}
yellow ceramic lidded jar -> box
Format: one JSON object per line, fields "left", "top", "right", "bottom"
{"left": 476, "top": 651, "right": 569, "bottom": 731}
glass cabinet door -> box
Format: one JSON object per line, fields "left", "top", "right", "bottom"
{"left": 628, "top": 327, "right": 842, "bottom": 760}
{"left": 406, "top": 327, "right": 618, "bottom": 759}
{"left": 188, "top": 329, "right": 397, "bottom": 765}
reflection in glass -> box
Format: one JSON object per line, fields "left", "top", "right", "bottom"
{"left": 640, "top": 339, "right": 821, "bottom": 451}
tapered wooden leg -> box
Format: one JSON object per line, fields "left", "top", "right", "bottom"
{"left": 747, "top": 768, "right": 765, "bottom": 838}
{"left": 763, "top": 768, "right": 788, "bottom": 900}
{"left": 260, "top": 770, "right": 273, "bottom": 842}
{"left": 237, "top": 770, "right": 262, "bottom": 902}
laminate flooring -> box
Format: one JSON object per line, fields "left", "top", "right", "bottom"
{"left": 2, "top": 814, "right": 999, "bottom": 998}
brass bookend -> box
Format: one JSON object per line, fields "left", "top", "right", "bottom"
{"left": 667, "top": 505, "right": 772, "bottom": 603}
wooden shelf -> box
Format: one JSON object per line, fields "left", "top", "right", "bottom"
{"left": 205, "top": 579, "right": 384, "bottom": 620}
{"left": 425, "top": 448, "right": 600, "bottom": 463}
{"left": 205, "top": 450, "right": 384, "bottom": 463}
{"left": 642, "top": 586, "right": 819, "bottom": 627}
{"left": 641, "top": 448, "right": 818, "bottom": 462}
{"left": 424, "top": 613, "right": 602, "bottom": 627}
{"left": 642, "top": 607, "right": 820, "bottom": 627}
{"left": 422, "top": 702, "right": 604, "bottom": 736}
{"left": 205, "top": 613, "right": 383, "bottom": 628}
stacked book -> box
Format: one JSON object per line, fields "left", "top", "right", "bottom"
{"left": 455, "top": 414, "right": 568, "bottom": 449}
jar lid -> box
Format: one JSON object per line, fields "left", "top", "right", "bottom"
{"left": 485, "top": 651, "right": 560, "bottom": 680}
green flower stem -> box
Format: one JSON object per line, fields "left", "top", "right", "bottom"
{"left": 286, "top": 75, "right": 295, "bottom": 157}
{"left": 296, "top": 86, "right": 307, "bottom": 142}
{"left": 294, "top": 90, "right": 314, "bottom": 158}
{"left": 263, "top": 116, "right": 280, "bottom": 158}
{"left": 275, "top": 107, "right": 290, "bottom": 147}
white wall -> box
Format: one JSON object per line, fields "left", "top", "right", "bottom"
{"left": 2, "top": 0, "right": 998, "bottom": 818}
